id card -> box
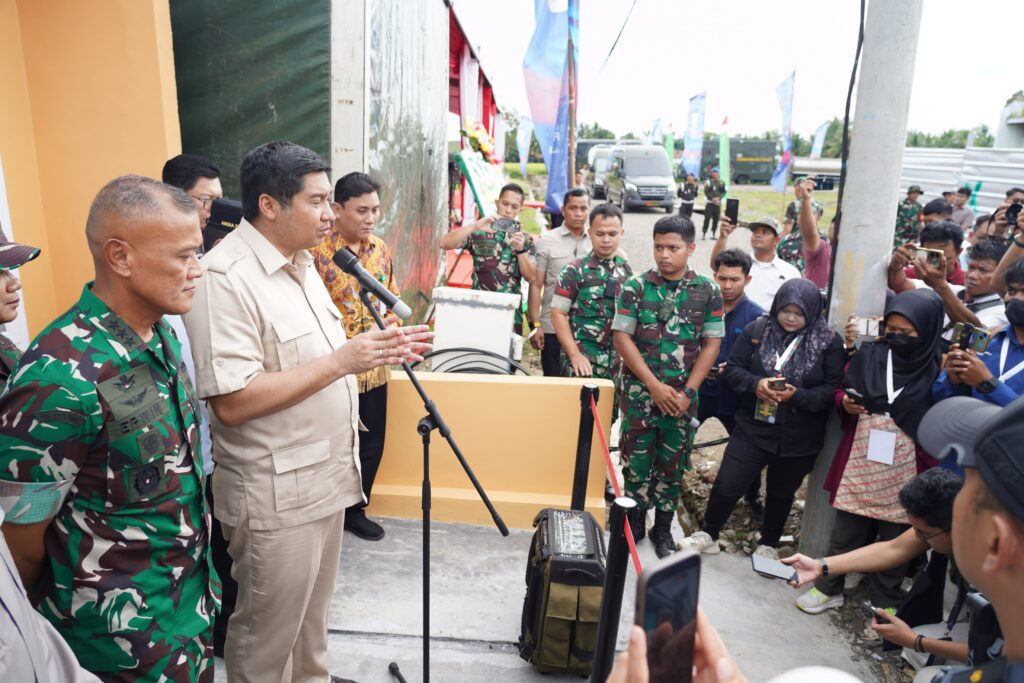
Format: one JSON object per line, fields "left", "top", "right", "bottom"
{"left": 754, "top": 399, "right": 778, "bottom": 424}
{"left": 866, "top": 429, "right": 897, "bottom": 465}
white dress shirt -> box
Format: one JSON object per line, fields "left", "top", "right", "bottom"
{"left": 747, "top": 255, "right": 803, "bottom": 311}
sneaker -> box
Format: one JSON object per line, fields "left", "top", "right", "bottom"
{"left": 678, "top": 531, "right": 721, "bottom": 555}
{"left": 753, "top": 544, "right": 780, "bottom": 561}
{"left": 796, "top": 587, "right": 845, "bottom": 614}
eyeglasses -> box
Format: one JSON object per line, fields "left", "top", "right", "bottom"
{"left": 913, "top": 527, "right": 949, "bottom": 543}
{"left": 190, "top": 195, "right": 217, "bottom": 209}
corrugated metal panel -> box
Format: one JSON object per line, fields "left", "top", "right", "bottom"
{"left": 960, "top": 147, "right": 1024, "bottom": 216}
{"left": 898, "top": 147, "right": 964, "bottom": 204}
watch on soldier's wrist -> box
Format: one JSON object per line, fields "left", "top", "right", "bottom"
{"left": 683, "top": 387, "right": 697, "bottom": 399}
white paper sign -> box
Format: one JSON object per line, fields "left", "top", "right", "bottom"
{"left": 866, "top": 429, "right": 897, "bottom": 465}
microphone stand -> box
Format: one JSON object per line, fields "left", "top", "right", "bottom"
{"left": 358, "top": 289, "right": 509, "bottom": 683}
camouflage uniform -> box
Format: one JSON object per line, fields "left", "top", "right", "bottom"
{"left": 777, "top": 232, "right": 830, "bottom": 271}
{"left": 464, "top": 229, "right": 535, "bottom": 326}
{"left": 611, "top": 270, "right": 725, "bottom": 512}
{"left": 783, "top": 198, "right": 823, "bottom": 229}
{"left": 0, "top": 332, "right": 21, "bottom": 384}
{"left": 894, "top": 197, "right": 923, "bottom": 247}
{"left": 0, "top": 284, "right": 219, "bottom": 682}
{"left": 550, "top": 251, "right": 633, "bottom": 379}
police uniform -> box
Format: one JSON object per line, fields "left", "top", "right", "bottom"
{"left": 550, "top": 251, "right": 633, "bottom": 379}
{"left": 0, "top": 284, "right": 218, "bottom": 682}
{"left": 678, "top": 181, "right": 698, "bottom": 218}
{"left": 464, "top": 228, "right": 535, "bottom": 328}
{"left": 611, "top": 269, "right": 725, "bottom": 512}
{"left": 702, "top": 179, "right": 727, "bottom": 237}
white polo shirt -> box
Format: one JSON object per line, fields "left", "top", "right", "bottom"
{"left": 747, "top": 255, "right": 803, "bottom": 311}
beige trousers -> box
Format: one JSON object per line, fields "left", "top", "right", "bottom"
{"left": 222, "top": 508, "right": 345, "bottom": 683}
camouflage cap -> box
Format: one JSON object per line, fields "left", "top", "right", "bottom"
{"left": 907, "top": 185, "right": 923, "bottom": 194}
{"left": 0, "top": 225, "right": 41, "bottom": 270}
{"left": 748, "top": 217, "right": 781, "bottom": 234}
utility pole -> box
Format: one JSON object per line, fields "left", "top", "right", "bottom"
{"left": 800, "top": 0, "right": 925, "bottom": 558}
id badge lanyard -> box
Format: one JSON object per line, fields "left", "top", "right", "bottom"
{"left": 885, "top": 350, "right": 904, "bottom": 416}
{"left": 998, "top": 336, "right": 1024, "bottom": 382}
{"left": 774, "top": 334, "right": 803, "bottom": 374}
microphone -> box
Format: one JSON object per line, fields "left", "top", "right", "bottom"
{"left": 332, "top": 248, "right": 412, "bottom": 320}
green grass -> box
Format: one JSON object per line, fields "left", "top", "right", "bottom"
{"left": 725, "top": 186, "right": 839, "bottom": 226}
{"left": 504, "top": 162, "right": 547, "bottom": 180}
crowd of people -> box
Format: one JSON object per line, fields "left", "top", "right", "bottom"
{"left": 0, "top": 140, "right": 1023, "bottom": 683}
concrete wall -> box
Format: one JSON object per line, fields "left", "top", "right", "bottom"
{"left": 0, "top": 0, "right": 181, "bottom": 333}
{"left": 368, "top": 373, "right": 616, "bottom": 529}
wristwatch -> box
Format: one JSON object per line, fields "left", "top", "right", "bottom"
{"left": 682, "top": 387, "right": 697, "bottom": 399}
{"left": 977, "top": 377, "right": 998, "bottom": 394}
{"left": 818, "top": 558, "right": 830, "bottom": 577}
{"left": 515, "top": 248, "right": 530, "bottom": 255}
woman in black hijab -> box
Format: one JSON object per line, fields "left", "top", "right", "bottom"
{"left": 681, "top": 279, "right": 845, "bottom": 560}
{"left": 796, "top": 289, "right": 945, "bottom": 615}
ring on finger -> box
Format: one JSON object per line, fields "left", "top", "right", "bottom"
{"left": 379, "top": 348, "right": 384, "bottom": 358}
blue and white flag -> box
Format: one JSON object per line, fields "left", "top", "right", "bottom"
{"left": 810, "top": 120, "right": 828, "bottom": 159}
{"left": 681, "top": 93, "right": 706, "bottom": 178}
{"left": 517, "top": 117, "right": 534, "bottom": 179}
{"left": 523, "top": 0, "right": 580, "bottom": 214}
{"left": 770, "top": 70, "right": 796, "bottom": 192}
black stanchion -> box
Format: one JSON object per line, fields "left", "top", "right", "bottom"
{"left": 571, "top": 384, "right": 599, "bottom": 511}
{"left": 590, "top": 496, "right": 638, "bottom": 683}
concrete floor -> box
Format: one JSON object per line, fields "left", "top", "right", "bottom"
{"left": 214, "top": 516, "right": 877, "bottom": 683}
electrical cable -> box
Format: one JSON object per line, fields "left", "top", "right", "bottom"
{"left": 597, "top": 0, "right": 640, "bottom": 76}
{"left": 824, "top": 0, "right": 866, "bottom": 317}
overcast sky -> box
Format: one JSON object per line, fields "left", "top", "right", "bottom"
{"left": 454, "top": 0, "right": 1023, "bottom": 139}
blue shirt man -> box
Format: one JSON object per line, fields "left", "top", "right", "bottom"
{"left": 698, "top": 249, "right": 767, "bottom": 432}
{"left": 933, "top": 328, "right": 1024, "bottom": 407}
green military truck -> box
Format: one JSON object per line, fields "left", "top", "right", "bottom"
{"left": 678, "top": 139, "right": 778, "bottom": 184}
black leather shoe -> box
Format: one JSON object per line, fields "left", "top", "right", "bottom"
{"left": 344, "top": 511, "right": 385, "bottom": 541}
{"left": 604, "top": 480, "right": 616, "bottom": 502}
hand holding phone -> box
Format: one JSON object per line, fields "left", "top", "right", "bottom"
{"left": 750, "top": 554, "right": 798, "bottom": 582}
{"left": 862, "top": 601, "right": 891, "bottom": 623}
{"left": 635, "top": 552, "right": 701, "bottom": 683}
{"left": 725, "top": 198, "right": 739, "bottom": 225}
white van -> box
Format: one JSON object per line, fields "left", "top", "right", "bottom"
{"left": 604, "top": 145, "right": 676, "bottom": 213}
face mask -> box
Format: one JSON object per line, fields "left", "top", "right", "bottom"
{"left": 885, "top": 332, "right": 922, "bottom": 351}
{"left": 1007, "top": 299, "right": 1024, "bottom": 328}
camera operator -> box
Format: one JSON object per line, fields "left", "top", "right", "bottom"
{"left": 891, "top": 225, "right": 1009, "bottom": 330}
{"left": 914, "top": 396, "right": 1024, "bottom": 683}
{"left": 784, "top": 469, "right": 973, "bottom": 679}
{"left": 890, "top": 221, "right": 966, "bottom": 291}
{"left": 934, "top": 261, "right": 1024, "bottom": 408}
{"left": 990, "top": 196, "right": 1024, "bottom": 296}
{"left": 438, "top": 182, "right": 537, "bottom": 335}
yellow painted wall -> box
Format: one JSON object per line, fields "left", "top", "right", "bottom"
{"left": 369, "top": 373, "right": 617, "bottom": 529}
{"left": 0, "top": 0, "right": 180, "bottom": 331}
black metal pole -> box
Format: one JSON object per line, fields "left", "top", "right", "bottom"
{"left": 590, "top": 497, "right": 638, "bottom": 683}
{"left": 418, "top": 416, "right": 435, "bottom": 683}
{"left": 571, "top": 384, "right": 599, "bottom": 511}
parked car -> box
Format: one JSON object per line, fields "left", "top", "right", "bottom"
{"left": 605, "top": 145, "right": 675, "bottom": 213}
{"left": 587, "top": 146, "right": 613, "bottom": 198}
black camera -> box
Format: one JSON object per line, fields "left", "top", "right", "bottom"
{"left": 1006, "top": 202, "right": 1023, "bottom": 230}
{"left": 492, "top": 217, "right": 521, "bottom": 233}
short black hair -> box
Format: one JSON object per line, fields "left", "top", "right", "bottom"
{"left": 974, "top": 214, "right": 993, "bottom": 231}
{"left": 589, "top": 203, "right": 623, "bottom": 226}
{"left": 714, "top": 247, "right": 753, "bottom": 275}
{"left": 1004, "top": 260, "right": 1024, "bottom": 289}
{"left": 898, "top": 468, "right": 963, "bottom": 530}
{"left": 161, "top": 154, "right": 220, "bottom": 192}
{"left": 239, "top": 141, "right": 330, "bottom": 221}
{"left": 562, "top": 187, "right": 589, "bottom": 207}
{"left": 957, "top": 186, "right": 972, "bottom": 198}
{"left": 499, "top": 183, "right": 525, "bottom": 201}
{"left": 1006, "top": 187, "right": 1024, "bottom": 198}
{"left": 920, "top": 220, "right": 964, "bottom": 252}
{"left": 334, "top": 172, "right": 381, "bottom": 206}
{"left": 968, "top": 236, "right": 1009, "bottom": 265}
{"left": 922, "top": 198, "right": 953, "bottom": 217}
{"left": 653, "top": 215, "right": 696, "bottom": 243}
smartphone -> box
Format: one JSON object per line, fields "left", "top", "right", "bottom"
{"left": 635, "top": 551, "right": 701, "bottom": 683}
{"left": 862, "top": 601, "right": 890, "bottom": 622}
{"left": 952, "top": 322, "right": 992, "bottom": 353}
{"left": 845, "top": 388, "right": 866, "bottom": 406}
{"left": 725, "top": 198, "right": 739, "bottom": 225}
{"left": 750, "top": 554, "right": 797, "bottom": 582}
{"left": 912, "top": 246, "right": 944, "bottom": 269}
{"left": 768, "top": 377, "right": 787, "bottom": 391}
{"left": 492, "top": 217, "right": 521, "bottom": 233}
{"left": 856, "top": 317, "right": 879, "bottom": 337}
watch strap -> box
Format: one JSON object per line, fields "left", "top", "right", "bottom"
{"left": 819, "top": 558, "right": 829, "bottom": 577}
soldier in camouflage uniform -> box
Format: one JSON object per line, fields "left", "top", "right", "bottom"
{"left": 0, "top": 226, "right": 41, "bottom": 382}
{"left": 550, "top": 203, "right": 632, "bottom": 381}
{"left": 439, "top": 183, "right": 537, "bottom": 331}
{"left": 702, "top": 168, "right": 727, "bottom": 239}
{"left": 894, "top": 185, "right": 924, "bottom": 248}
{"left": 778, "top": 178, "right": 828, "bottom": 271}
{"left": 0, "top": 177, "right": 218, "bottom": 682}
{"left": 612, "top": 215, "right": 724, "bottom": 558}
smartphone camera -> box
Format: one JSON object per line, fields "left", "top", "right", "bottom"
{"left": 636, "top": 552, "right": 701, "bottom": 683}
{"left": 492, "top": 217, "right": 520, "bottom": 233}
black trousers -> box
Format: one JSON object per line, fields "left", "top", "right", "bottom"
{"left": 349, "top": 383, "right": 388, "bottom": 515}
{"left": 696, "top": 394, "right": 758, "bottom": 502}
{"left": 701, "top": 429, "right": 816, "bottom": 547}
{"left": 207, "top": 475, "right": 237, "bottom": 657}
{"left": 702, "top": 202, "right": 720, "bottom": 235}
{"left": 541, "top": 333, "right": 563, "bottom": 377}
{"left": 814, "top": 509, "right": 910, "bottom": 608}
{"left": 679, "top": 202, "right": 694, "bottom": 218}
